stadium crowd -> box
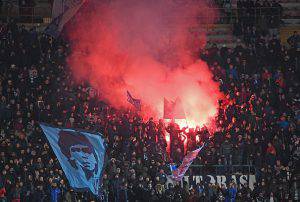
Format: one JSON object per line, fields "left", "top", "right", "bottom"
{"left": 0, "top": 16, "right": 299, "bottom": 202}
{"left": 234, "top": 0, "right": 283, "bottom": 39}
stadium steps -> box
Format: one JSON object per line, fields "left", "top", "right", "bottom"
{"left": 206, "top": 24, "right": 237, "bottom": 48}
{"left": 280, "top": 1, "right": 300, "bottom": 24}
{"left": 190, "top": 24, "right": 236, "bottom": 48}
{"left": 282, "top": 19, "right": 300, "bottom": 24}
{"left": 281, "top": 5, "right": 300, "bottom": 19}
{"left": 280, "top": 0, "right": 300, "bottom": 2}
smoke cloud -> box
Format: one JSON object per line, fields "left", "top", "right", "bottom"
{"left": 66, "top": 0, "right": 222, "bottom": 128}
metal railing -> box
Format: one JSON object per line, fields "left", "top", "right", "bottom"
{"left": 189, "top": 164, "right": 255, "bottom": 175}
{"left": 205, "top": 7, "right": 282, "bottom": 24}
{"left": 0, "top": 5, "right": 282, "bottom": 24}
{"left": 0, "top": 2, "right": 51, "bottom": 23}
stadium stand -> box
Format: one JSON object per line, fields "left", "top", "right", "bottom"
{"left": 0, "top": 1, "right": 299, "bottom": 201}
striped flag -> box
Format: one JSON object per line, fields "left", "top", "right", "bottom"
{"left": 45, "top": 0, "right": 85, "bottom": 37}
{"left": 171, "top": 144, "right": 205, "bottom": 181}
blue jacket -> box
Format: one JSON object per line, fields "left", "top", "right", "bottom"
{"left": 50, "top": 187, "right": 61, "bottom": 202}
{"left": 225, "top": 187, "right": 237, "bottom": 202}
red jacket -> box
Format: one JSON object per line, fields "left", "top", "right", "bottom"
{"left": 267, "top": 145, "right": 276, "bottom": 155}
{"left": 0, "top": 187, "right": 6, "bottom": 198}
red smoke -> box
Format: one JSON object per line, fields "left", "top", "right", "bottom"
{"left": 67, "top": 0, "right": 222, "bottom": 128}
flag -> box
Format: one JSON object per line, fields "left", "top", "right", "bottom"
{"left": 163, "top": 98, "right": 173, "bottom": 119}
{"left": 163, "top": 97, "right": 185, "bottom": 119}
{"left": 169, "top": 163, "right": 177, "bottom": 172}
{"left": 45, "top": 0, "right": 85, "bottom": 38}
{"left": 171, "top": 144, "right": 204, "bottom": 181}
{"left": 127, "top": 91, "right": 141, "bottom": 111}
{"left": 39, "top": 123, "right": 106, "bottom": 195}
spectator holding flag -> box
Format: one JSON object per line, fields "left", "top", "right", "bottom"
{"left": 0, "top": 16, "right": 299, "bottom": 201}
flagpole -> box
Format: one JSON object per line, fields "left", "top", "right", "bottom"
{"left": 62, "top": 0, "right": 64, "bottom": 14}
{"left": 181, "top": 99, "right": 187, "bottom": 127}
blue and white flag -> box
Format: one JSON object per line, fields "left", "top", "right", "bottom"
{"left": 169, "top": 163, "right": 177, "bottom": 172}
{"left": 127, "top": 91, "right": 141, "bottom": 111}
{"left": 40, "top": 123, "right": 106, "bottom": 195}
{"left": 45, "top": 0, "right": 85, "bottom": 37}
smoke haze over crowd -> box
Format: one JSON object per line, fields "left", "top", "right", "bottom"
{"left": 67, "top": 0, "right": 223, "bottom": 128}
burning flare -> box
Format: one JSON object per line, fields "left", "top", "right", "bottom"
{"left": 66, "top": 0, "right": 222, "bottom": 128}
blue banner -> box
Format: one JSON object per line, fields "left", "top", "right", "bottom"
{"left": 40, "top": 123, "right": 106, "bottom": 195}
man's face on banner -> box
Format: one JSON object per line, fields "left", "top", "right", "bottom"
{"left": 70, "top": 144, "right": 97, "bottom": 171}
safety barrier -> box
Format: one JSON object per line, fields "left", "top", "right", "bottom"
{"left": 0, "top": 5, "right": 283, "bottom": 25}
{"left": 189, "top": 164, "right": 255, "bottom": 175}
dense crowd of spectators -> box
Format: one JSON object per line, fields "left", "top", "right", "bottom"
{"left": 0, "top": 17, "right": 299, "bottom": 202}
{"left": 234, "top": 0, "right": 283, "bottom": 39}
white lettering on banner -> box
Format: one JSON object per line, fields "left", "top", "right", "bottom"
{"left": 216, "top": 175, "right": 227, "bottom": 187}
{"left": 192, "top": 176, "right": 202, "bottom": 184}
{"left": 183, "top": 176, "right": 189, "bottom": 182}
{"left": 249, "top": 175, "right": 256, "bottom": 188}
{"left": 207, "top": 175, "right": 216, "bottom": 184}
{"left": 182, "top": 175, "right": 256, "bottom": 190}
{"left": 240, "top": 175, "right": 248, "bottom": 186}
